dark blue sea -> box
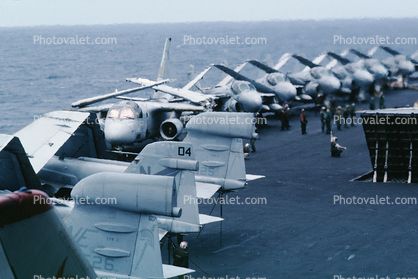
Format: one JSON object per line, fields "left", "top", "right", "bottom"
{"left": 1, "top": 18, "right": 417, "bottom": 134}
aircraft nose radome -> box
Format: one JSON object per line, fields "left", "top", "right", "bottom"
{"left": 276, "top": 82, "right": 297, "bottom": 101}
{"left": 104, "top": 119, "right": 137, "bottom": 145}
{"left": 236, "top": 91, "right": 262, "bottom": 112}
{"left": 321, "top": 76, "right": 341, "bottom": 94}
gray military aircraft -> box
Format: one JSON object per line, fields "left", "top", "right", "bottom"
{"left": 71, "top": 38, "right": 206, "bottom": 148}
{"left": 348, "top": 49, "right": 389, "bottom": 82}
{"left": 1, "top": 110, "right": 260, "bottom": 237}
{"left": 378, "top": 46, "right": 418, "bottom": 83}
{"left": 213, "top": 63, "right": 296, "bottom": 102}
{"left": 244, "top": 59, "right": 313, "bottom": 103}
{"left": 326, "top": 51, "right": 376, "bottom": 98}
{"left": 38, "top": 111, "right": 258, "bottom": 198}
{"left": 289, "top": 54, "right": 343, "bottom": 97}
{"left": 0, "top": 133, "right": 195, "bottom": 278}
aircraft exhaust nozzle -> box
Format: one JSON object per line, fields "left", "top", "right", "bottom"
{"left": 160, "top": 118, "right": 184, "bottom": 140}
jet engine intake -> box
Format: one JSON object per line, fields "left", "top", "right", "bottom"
{"left": 160, "top": 118, "right": 184, "bottom": 140}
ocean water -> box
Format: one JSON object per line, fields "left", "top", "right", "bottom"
{"left": 1, "top": 18, "right": 417, "bottom": 134}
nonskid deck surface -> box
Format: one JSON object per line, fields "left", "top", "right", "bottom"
{"left": 173, "top": 84, "right": 418, "bottom": 278}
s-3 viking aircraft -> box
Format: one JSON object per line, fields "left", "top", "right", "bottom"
{"left": 71, "top": 38, "right": 207, "bottom": 149}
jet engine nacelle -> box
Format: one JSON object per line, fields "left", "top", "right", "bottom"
{"left": 160, "top": 118, "right": 184, "bottom": 140}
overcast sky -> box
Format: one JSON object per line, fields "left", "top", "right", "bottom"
{"left": 0, "top": 0, "right": 417, "bottom": 27}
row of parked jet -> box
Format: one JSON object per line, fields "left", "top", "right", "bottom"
{"left": 70, "top": 39, "right": 417, "bottom": 150}
{"left": 0, "top": 38, "right": 417, "bottom": 279}
{"left": 0, "top": 40, "right": 265, "bottom": 276}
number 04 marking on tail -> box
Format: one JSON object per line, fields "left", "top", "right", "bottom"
{"left": 178, "top": 147, "right": 191, "bottom": 156}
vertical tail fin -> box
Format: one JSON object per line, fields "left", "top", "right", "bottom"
{"left": 64, "top": 172, "right": 192, "bottom": 278}
{"left": 183, "top": 112, "right": 257, "bottom": 192}
{"left": 154, "top": 38, "right": 173, "bottom": 100}
{"left": 157, "top": 38, "right": 171, "bottom": 82}
{"left": 0, "top": 190, "right": 97, "bottom": 278}
{"left": 125, "top": 141, "right": 204, "bottom": 233}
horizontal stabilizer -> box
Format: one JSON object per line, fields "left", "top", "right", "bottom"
{"left": 199, "top": 214, "right": 224, "bottom": 225}
{"left": 196, "top": 181, "right": 221, "bottom": 199}
{"left": 159, "top": 228, "right": 169, "bottom": 240}
{"left": 163, "top": 264, "right": 195, "bottom": 279}
{"left": 246, "top": 174, "right": 266, "bottom": 181}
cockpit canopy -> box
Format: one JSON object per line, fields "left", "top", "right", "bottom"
{"left": 267, "top": 73, "right": 286, "bottom": 86}
{"left": 231, "top": 81, "right": 256, "bottom": 95}
{"left": 107, "top": 101, "right": 142, "bottom": 119}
